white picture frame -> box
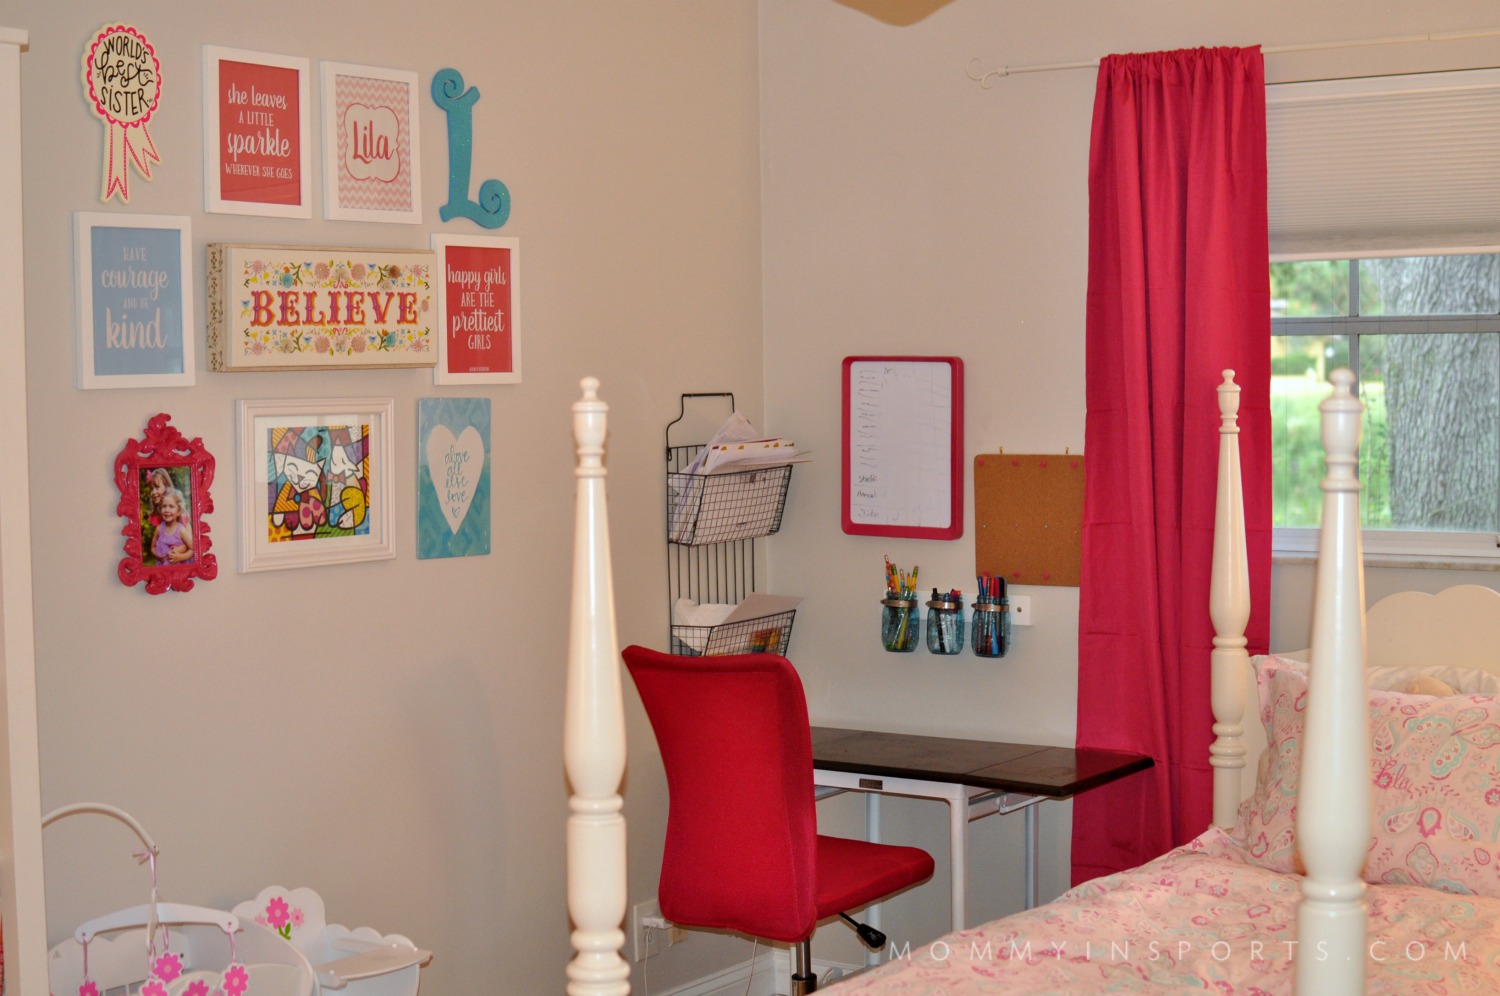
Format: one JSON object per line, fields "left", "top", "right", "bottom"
{"left": 321, "top": 61, "right": 422, "bottom": 223}
{"left": 202, "top": 46, "right": 313, "bottom": 218}
{"left": 74, "top": 212, "right": 194, "bottom": 389}
{"left": 236, "top": 397, "right": 395, "bottom": 572}
{"left": 430, "top": 234, "right": 522, "bottom": 385}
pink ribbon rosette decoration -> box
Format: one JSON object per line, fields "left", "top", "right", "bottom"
{"left": 82, "top": 24, "right": 162, "bottom": 204}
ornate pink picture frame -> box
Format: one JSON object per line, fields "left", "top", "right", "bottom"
{"left": 114, "top": 413, "right": 218, "bottom": 594}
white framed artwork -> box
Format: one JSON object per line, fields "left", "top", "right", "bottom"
{"left": 236, "top": 397, "right": 396, "bottom": 572}
{"left": 430, "top": 235, "right": 521, "bottom": 384}
{"left": 202, "top": 46, "right": 312, "bottom": 218}
{"left": 321, "top": 62, "right": 421, "bottom": 223}
{"left": 73, "top": 212, "right": 194, "bottom": 389}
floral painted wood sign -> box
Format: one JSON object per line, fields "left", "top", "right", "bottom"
{"left": 207, "top": 243, "right": 436, "bottom": 370}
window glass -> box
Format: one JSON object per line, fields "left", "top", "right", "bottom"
{"left": 1271, "top": 260, "right": 1347, "bottom": 317}
{"left": 1271, "top": 334, "right": 1346, "bottom": 527}
{"left": 1359, "top": 255, "right": 1500, "bottom": 316}
{"left": 1360, "top": 332, "right": 1499, "bottom": 532}
{"left": 1271, "top": 256, "right": 1500, "bottom": 537}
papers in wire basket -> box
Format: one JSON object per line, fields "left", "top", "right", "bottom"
{"left": 669, "top": 412, "right": 810, "bottom": 544}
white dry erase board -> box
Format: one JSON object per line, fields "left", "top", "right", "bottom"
{"left": 841, "top": 356, "right": 964, "bottom": 539}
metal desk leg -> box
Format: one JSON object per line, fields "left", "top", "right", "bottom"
{"left": 1025, "top": 803, "right": 1039, "bottom": 909}
{"left": 814, "top": 770, "right": 974, "bottom": 933}
{"left": 948, "top": 787, "right": 967, "bottom": 929}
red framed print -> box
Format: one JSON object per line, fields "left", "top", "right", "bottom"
{"left": 115, "top": 413, "right": 218, "bottom": 594}
{"left": 431, "top": 235, "right": 520, "bottom": 384}
{"left": 841, "top": 355, "right": 964, "bottom": 540}
{"left": 322, "top": 62, "right": 421, "bottom": 224}
{"left": 202, "top": 46, "right": 312, "bottom": 218}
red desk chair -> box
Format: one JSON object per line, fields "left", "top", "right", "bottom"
{"left": 623, "top": 645, "right": 934, "bottom": 994}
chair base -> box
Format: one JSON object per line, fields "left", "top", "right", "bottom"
{"left": 792, "top": 938, "right": 817, "bottom": 994}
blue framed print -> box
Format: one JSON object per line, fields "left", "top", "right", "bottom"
{"left": 417, "top": 397, "right": 491, "bottom": 559}
{"left": 74, "top": 213, "right": 194, "bottom": 389}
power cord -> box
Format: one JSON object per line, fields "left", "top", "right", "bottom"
{"left": 743, "top": 937, "right": 759, "bottom": 996}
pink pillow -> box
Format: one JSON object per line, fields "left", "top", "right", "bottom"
{"left": 1233, "top": 659, "right": 1304, "bottom": 872}
{"left": 1365, "top": 687, "right": 1500, "bottom": 893}
{"left": 1235, "top": 659, "right": 1500, "bottom": 896}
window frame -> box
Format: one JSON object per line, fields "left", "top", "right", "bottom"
{"left": 1271, "top": 253, "right": 1500, "bottom": 567}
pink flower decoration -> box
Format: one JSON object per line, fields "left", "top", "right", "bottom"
{"left": 266, "top": 894, "right": 291, "bottom": 929}
{"left": 153, "top": 951, "right": 183, "bottom": 981}
{"left": 141, "top": 982, "right": 168, "bottom": 996}
{"left": 222, "top": 962, "right": 250, "bottom": 996}
{"left": 184, "top": 982, "right": 210, "bottom": 996}
{"left": 291, "top": 907, "right": 305, "bottom": 927}
{"left": 79, "top": 982, "right": 100, "bottom": 996}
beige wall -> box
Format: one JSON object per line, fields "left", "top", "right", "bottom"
{"left": 12, "top": 2, "right": 762, "bottom": 992}
{"left": 760, "top": 0, "right": 1500, "bottom": 965}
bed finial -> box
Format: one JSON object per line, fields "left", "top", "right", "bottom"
{"left": 565, "top": 377, "right": 629, "bottom": 995}
{"left": 1319, "top": 368, "right": 1361, "bottom": 496}
{"left": 1217, "top": 370, "right": 1241, "bottom": 424}
{"left": 1209, "top": 368, "right": 1249, "bottom": 827}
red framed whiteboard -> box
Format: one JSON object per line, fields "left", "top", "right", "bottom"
{"left": 841, "top": 355, "right": 964, "bottom": 540}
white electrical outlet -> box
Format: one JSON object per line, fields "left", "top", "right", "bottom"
{"left": 631, "top": 899, "right": 664, "bottom": 962}
{"left": 1010, "top": 594, "right": 1033, "bottom": 626}
{"left": 631, "top": 899, "right": 681, "bottom": 961}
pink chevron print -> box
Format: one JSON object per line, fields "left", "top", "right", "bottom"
{"left": 333, "top": 73, "right": 414, "bottom": 215}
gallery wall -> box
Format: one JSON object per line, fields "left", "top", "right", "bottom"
{"left": 14, "top": 2, "right": 763, "bottom": 991}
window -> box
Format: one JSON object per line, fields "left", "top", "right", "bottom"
{"left": 1267, "top": 66, "right": 1500, "bottom": 563}
{"left": 1272, "top": 254, "right": 1500, "bottom": 562}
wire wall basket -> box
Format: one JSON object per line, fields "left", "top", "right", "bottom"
{"left": 670, "top": 608, "right": 797, "bottom": 658}
{"left": 667, "top": 463, "right": 792, "bottom": 546}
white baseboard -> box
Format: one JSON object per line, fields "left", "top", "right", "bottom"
{"left": 648, "top": 950, "right": 864, "bottom": 996}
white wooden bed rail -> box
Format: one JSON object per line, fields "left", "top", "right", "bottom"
{"left": 564, "top": 378, "right": 630, "bottom": 995}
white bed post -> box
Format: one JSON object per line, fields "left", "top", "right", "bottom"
{"left": 564, "top": 378, "right": 630, "bottom": 996}
{"left": 1296, "top": 369, "right": 1369, "bottom": 995}
{"left": 1209, "top": 370, "right": 1250, "bottom": 827}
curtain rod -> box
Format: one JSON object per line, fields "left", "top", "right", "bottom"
{"left": 966, "top": 27, "right": 1500, "bottom": 87}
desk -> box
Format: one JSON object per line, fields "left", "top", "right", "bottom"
{"left": 811, "top": 727, "right": 1152, "bottom": 931}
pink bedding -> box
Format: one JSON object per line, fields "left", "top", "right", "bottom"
{"left": 828, "top": 828, "right": 1500, "bottom": 994}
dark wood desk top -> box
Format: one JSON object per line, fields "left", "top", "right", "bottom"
{"left": 810, "top": 726, "right": 1153, "bottom": 798}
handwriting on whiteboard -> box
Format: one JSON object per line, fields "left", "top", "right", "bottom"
{"left": 848, "top": 360, "right": 953, "bottom": 527}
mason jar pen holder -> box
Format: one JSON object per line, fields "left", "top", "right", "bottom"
{"left": 882, "top": 559, "right": 1013, "bottom": 657}
{"left": 881, "top": 557, "right": 920, "bottom": 652}
{"left": 972, "top": 574, "right": 1010, "bottom": 658}
{"left": 926, "top": 590, "right": 964, "bottom": 655}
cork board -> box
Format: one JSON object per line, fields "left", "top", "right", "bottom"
{"left": 974, "top": 453, "right": 1084, "bottom": 587}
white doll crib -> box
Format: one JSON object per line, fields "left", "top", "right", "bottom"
{"left": 44, "top": 803, "right": 318, "bottom": 996}
{"left": 43, "top": 805, "right": 428, "bottom": 996}
{"left": 230, "top": 887, "right": 429, "bottom": 995}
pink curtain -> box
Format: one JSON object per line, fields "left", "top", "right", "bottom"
{"left": 1072, "top": 47, "right": 1273, "bottom": 885}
